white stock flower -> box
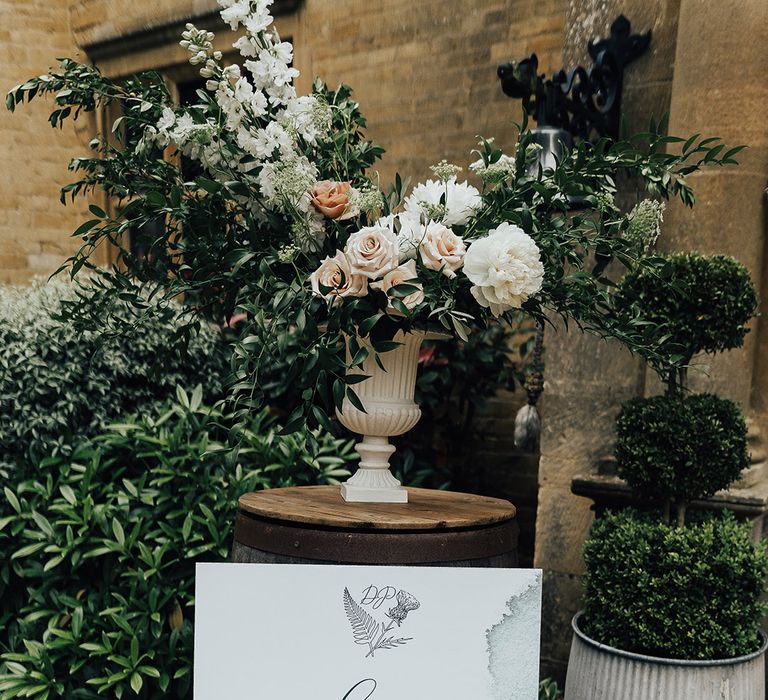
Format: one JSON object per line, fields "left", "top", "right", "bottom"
{"left": 463, "top": 223, "right": 544, "bottom": 316}
{"left": 344, "top": 225, "right": 399, "bottom": 280}
{"left": 419, "top": 222, "right": 466, "bottom": 278}
{"left": 310, "top": 251, "right": 368, "bottom": 304}
{"left": 219, "top": 0, "right": 251, "bottom": 30}
{"left": 404, "top": 178, "right": 482, "bottom": 227}
{"left": 371, "top": 259, "right": 425, "bottom": 310}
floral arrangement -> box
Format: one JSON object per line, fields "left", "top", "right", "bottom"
{"left": 6, "top": 0, "right": 742, "bottom": 431}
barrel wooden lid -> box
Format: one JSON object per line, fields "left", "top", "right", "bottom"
{"left": 238, "top": 485, "right": 516, "bottom": 531}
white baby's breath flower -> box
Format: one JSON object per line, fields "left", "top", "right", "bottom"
{"left": 404, "top": 178, "right": 482, "bottom": 227}
{"left": 371, "top": 259, "right": 425, "bottom": 310}
{"left": 463, "top": 223, "right": 544, "bottom": 316}
{"left": 469, "top": 153, "right": 516, "bottom": 184}
{"left": 429, "top": 160, "right": 463, "bottom": 182}
{"left": 344, "top": 225, "right": 399, "bottom": 280}
{"left": 257, "top": 153, "right": 318, "bottom": 211}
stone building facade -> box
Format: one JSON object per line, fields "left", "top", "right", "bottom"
{"left": 2, "top": 0, "right": 767, "bottom": 683}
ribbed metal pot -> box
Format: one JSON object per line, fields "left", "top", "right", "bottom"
{"left": 565, "top": 612, "right": 768, "bottom": 700}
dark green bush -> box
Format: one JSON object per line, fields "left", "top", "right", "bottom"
{"left": 615, "top": 393, "right": 749, "bottom": 503}
{"left": 613, "top": 252, "right": 757, "bottom": 369}
{"left": 0, "top": 279, "right": 230, "bottom": 470}
{"left": 582, "top": 509, "right": 767, "bottom": 660}
{"left": 0, "top": 391, "right": 355, "bottom": 699}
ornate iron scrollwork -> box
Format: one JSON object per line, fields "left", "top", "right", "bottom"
{"left": 497, "top": 15, "right": 651, "bottom": 141}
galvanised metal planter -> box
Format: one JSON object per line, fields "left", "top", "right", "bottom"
{"left": 565, "top": 612, "right": 768, "bottom": 700}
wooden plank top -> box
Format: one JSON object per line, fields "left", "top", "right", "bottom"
{"left": 238, "top": 486, "right": 516, "bottom": 531}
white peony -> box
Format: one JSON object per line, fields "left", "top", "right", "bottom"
{"left": 404, "top": 177, "right": 482, "bottom": 227}
{"left": 310, "top": 251, "right": 368, "bottom": 304}
{"left": 344, "top": 225, "right": 399, "bottom": 280}
{"left": 463, "top": 223, "right": 544, "bottom": 316}
{"left": 371, "top": 260, "right": 425, "bottom": 310}
{"left": 419, "top": 222, "right": 466, "bottom": 278}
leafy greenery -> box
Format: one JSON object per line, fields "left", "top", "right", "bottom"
{"left": 0, "top": 391, "right": 355, "bottom": 699}
{"left": 538, "top": 678, "right": 561, "bottom": 700}
{"left": 6, "top": 49, "right": 744, "bottom": 434}
{"left": 613, "top": 252, "right": 757, "bottom": 384}
{"left": 582, "top": 510, "right": 767, "bottom": 660}
{"left": 0, "top": 279, "right": 229, "bottom": 471}
{"left": 615, "top": 393, "right": 749, "bottom": 505}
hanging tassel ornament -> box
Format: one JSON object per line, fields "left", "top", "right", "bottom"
{"left": 514, "top": 325, "right": 545, "bottom": 451}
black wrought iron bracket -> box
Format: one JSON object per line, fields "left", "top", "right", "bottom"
{"left": 497, "top": 15, "right": 651, "bottom": 141}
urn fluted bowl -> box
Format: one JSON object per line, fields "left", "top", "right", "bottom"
{"left": 336, "top": 329, "right": 439, "bottom": 504}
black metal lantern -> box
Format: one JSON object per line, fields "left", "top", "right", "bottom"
{"left": 498, "top": 15, "right": 651, "bottom": 153}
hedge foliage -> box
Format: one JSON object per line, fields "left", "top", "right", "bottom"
{"left": 0, "top": 391, "right": 355, "bottom": 699}
{"left": 613, "top": 252, "right": 757, "bottom": 369}
{"left": 582, "top": 510, "right": 767, "bottom": 660}
{"left": 0, "top": 279, "right": 230, "bottom": 470}
{"left": 615, "top": 393, "right": 749, "bottom": 503}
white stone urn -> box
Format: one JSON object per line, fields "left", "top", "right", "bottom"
{"left": 336, "top": 329, "right": 440, "bottom": 504}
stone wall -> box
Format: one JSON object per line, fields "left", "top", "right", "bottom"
{"left": 535, "top": 0, "right": 768, "bottom": 682}
{"left": 0, "top": 0, "right": 94, "bottom": 283}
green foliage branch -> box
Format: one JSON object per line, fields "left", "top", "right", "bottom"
{"left": 0, "top": 278, "right": 229, "bottom": 472}
{"left": 0, "top": 391, "right": 355, "bottom": 699}
{"left": 582, "top": 510, "right": 767, "bottom": 660}
{"left": 6, "top": 55, "right": 745, "bottom": 435}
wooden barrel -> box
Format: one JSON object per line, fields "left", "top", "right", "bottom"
{"left": 231, "top": 485, "right": 518, "bottom": 567}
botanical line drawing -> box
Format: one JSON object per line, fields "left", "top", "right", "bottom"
{"left": 343, "top": 587, "right": 420, "bottom": 658}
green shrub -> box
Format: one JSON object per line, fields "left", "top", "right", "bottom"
{"left": 0, "top": 279, "right": 230, "bottom": 469}
{"left": 582, "top": 510, "right": 767, "bottom": 660}
{"left": 0, "top": 391, "right": 355, "bottom": 699}
{"left": 615, "top": 393, "right": 749, "bottom": 503}
{"left": 613, "top": 253, "right": 757, "bottom": 369}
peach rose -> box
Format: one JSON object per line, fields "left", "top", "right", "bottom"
{"left": 371, "top": 260, "right": 425, "bottom": 310}
{"left": 344, "top": 225, "right": 399, "bottom": 280}
{"left": 310, "top": 180, "right": 359, "bottom": 220}
{"left": 419, "top": 222, "right": 466, "bottom": 278}
{"left": 310, "top": 251, "right": 368, "bottom": 304}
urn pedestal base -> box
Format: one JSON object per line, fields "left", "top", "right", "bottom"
{"left": 340, "top": 482, "right": 408, "bottom": 503}
{"left": 341, "top": 435, "right": 408, "bottom": 503}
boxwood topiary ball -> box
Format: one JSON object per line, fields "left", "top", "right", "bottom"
{"left": 582, "top": 510, "right": 767, "bottom": 660}
{"left": 615, "top": 393, "right": 749, "bottom": 503}
{"left": 613, "top": 252, "right": 757, "bottom": 366}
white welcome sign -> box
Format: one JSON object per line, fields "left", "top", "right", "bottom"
{"left": 194, "top": 563, "right": 541, "bottom": 699}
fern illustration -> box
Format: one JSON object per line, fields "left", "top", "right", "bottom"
{"left": 376, "top": 636, "right": 412, "bottom": 650}
{"left": 343, "top": 587, "right": 380, "bottom": 654}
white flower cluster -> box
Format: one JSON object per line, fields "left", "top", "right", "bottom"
{"left": 256, "top": 153, "right": 318, "bottom": 210}
{"left": 403, "top": 178, "right": 482, "bottom": 227}
{"left": 161, "top": 0, "right": 337, "bottom": 217}
{"left": 469, "top": 153, "right": 516, "bottom": 184}
{"left": 150, "top": 108, "right": 224, "bottom": 170}
{"left": 626, "top": 199, "right": 665, "bottom": 254}
{"left": 429, "top": 160, "right": 463, "bottom": 183}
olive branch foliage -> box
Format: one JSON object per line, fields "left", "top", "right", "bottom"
{"left": 6, "top": 59, "right": 745, "bottom": 440}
